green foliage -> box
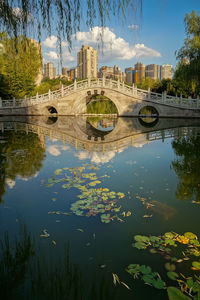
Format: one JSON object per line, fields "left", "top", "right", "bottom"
{"left": 167, "top": 287, "right": 191, "bottom": 300}
{"left": 127, "top": 264, "right": 166, "bottom": 289}
{"left": 0, "top": 33, "right": 42, "bottom": 99}
{"left": 87, "top": 100, "right": 118, "bottom": 114}
{"left": 172, "top": 135, "right": 200, "bottom": 203}
{"left": 175, "top": 11, "right": 200, "bottom": 97}
{"left": 129, "top": 231, "right": 200, "bottom": 299}
{"left": 0, "top": 130, "right": 46, "bottom": 203}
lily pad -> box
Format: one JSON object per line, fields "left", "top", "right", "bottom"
{"left": 167, "top": 272, "right": 179, "bottom": 280}
{"left": 167, "top": 287, "right": 191, "bottom": 300}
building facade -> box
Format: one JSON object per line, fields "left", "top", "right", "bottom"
{"left": 160, "top": 64, "right": 173, "bottom": 80}
{"left": 145, "top": 64, "right": 160, "bottom": 80}
{"left": 125, "top": 67, "right": 135, "bottom": 84}
{"left": 134, "top": 62, "right": 145, "bottom": 83}
{"left": 44, "top": 62, "right": 54, "bottom": 79}
{"left": 77, "top": 45, "right": 98, "bottom": 79}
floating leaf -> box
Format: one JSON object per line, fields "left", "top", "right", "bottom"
{"left": 54, "top": 169, "right": 62, "bottom": 175}
{"left": 52, "top": 240, "right": 56, "bottom": 245}
{"left": 167, "top": 272, "right": 179, "bottom": 280}
{"left": 192, "top": 261, "right": 200, "bottom": 270}
{"left": 167, "top": 287, "right": 191, "bottom": 300}
{"left": 152, "top": 278, "right": 165, "bottom": 289}
{"left": 77, "top": 228, "right": 84, "bottom": 232}
{"left": 184, "top": 232, "right": 197, "bottom": 240}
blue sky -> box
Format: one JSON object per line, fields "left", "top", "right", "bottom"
{"left": 42, "top": 0, "right": 200, "bottom": 73}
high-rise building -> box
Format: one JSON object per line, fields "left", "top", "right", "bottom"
{"left": 99, "top": 65, "right": 124, "bottom": 82}
{"left": 68, "top": 67, "right": 78, "bottom": 81}
{"left": 134, "top": 62, "right": 145, "bottom": 83}
{"left": 145, "top": 64, "right": 160, "bottom": 80}
{"left": 77, "top": 45, "right": 98, "bottom": 79}
{"left": 161, "top": 64, "right": 172, "bottom": 80}
{"left": 62, "top": 67, "right": 69, "bottom": 76}
{"left": 125, "top": 67, "right": 135, "bottom": 84}
{"left": 53, "top": 67, "right": 57, "bottom": 78}
{"left": 44, "top": 62, "right": 54, "bottom": 79}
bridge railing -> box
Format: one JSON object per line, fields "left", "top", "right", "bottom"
{"left": 0, "top": 78, "right": 199, "bottom": 110}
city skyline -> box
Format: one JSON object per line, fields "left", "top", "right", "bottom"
{"left": 41, "top": 0, "right": 199, "bottom": 71}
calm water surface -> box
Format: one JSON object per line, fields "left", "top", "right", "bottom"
{"left": 0, "top": 116, "right": 200, "bottom": 300}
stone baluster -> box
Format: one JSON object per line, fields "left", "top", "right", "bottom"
{"left": 13, "top": 97, "right": 15, "bottom": 107}
{"left": 122, "top": 81, "right": 124, "bottom": 91}
{"left": 0, "top": 97, "right": 2, "bottom": 108}
{"left": 102, "top": 76, "right": 105, "bottom": 87}
{"left": 109, "top": 78, "right": 112, "bottom": 88}
{"left": 180, "top": 94, "right": 182, "bottom": 106}
{"left": 48, "top": 89, "right": 51, "bottom": 101}
{"left": 118, "top": 78, "right": 120, "bottom": 90}
{"left": 197, "top": 96, "right": 199, "bottom": 108}
{"left": 132, "top": 84, "right": 135, "bottom": 96}
{"left": 148, "top": 87, "right": 151, "bottom": 100}
{"left": 36, "top": 92, "right": 39, "bottom": 102}
{"left": 61, "top": 84, "right": 64, "bottom": 97}
{"left": 88, "top": 78, "right": 90, "bottom": 88}
{"left": 74, "top": 79, "right": 77, "bottom": 90}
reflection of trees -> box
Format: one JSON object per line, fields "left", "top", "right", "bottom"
{"left": 0, "top": 130, "right": 46, "bottom": 203}
{"left": 0, "top": 230, "right": 116, "bottom": 300}
{"left": 171, "top": 134, "right": 200, "bottom": 202}
{"left": 0, "top": 228, "right": 34, "bottom": 300}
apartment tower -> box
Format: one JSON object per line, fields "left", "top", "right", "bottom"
{"left": 77, "top": 45, "right": 98, "bottom": 79}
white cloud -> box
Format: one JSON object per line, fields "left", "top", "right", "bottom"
{"left": 6, "top": 178, "right": 15, "bottom": 189}
{"left": 47, "top": 145, "right": 61, "bottom": 156}
{"left": 62, "top": 50, "right": 75, "bottom": 62}
{"left": 44, "top": 51, "right": 58, "bottom": 60}
{"left": 74, "top": 26, "right": 161, "bottom": 62}
{"left": 43, "top": 35, "right": 57, "bottom": 48}
{"left": 75, "top": 149, "right": 123, "bottom": 164}
{"left": 43, "top": 27, "right": 161, "bottom": 66}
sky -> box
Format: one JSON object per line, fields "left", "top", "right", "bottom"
{"left": 42, "top": 0, "right": 200, "bottom": 73}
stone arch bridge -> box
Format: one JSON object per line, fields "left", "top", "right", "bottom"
{"left": 0, "top": 78, "right": 200, "bottom": 117}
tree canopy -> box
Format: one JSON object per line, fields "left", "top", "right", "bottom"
{"left": 0, "top": 33, "right": 42, "bottom": 99}
{"left": 174, "top": 11, "right": 200, "bottom": 97}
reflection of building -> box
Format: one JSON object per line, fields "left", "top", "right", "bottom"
{"left": 44, "top": 62, "right": 55, "bottom": 79}
{"left": 145, "top": 64, "right": 160, "bottom": 80}
{"left": 77, "top": 45, "right": 98, "bottom": 79}
{"left": 100, "top": 119, "right": 116, "bottom": 128}
{"left": 160, "top": 64, "right": 172, "bottom": 80}
{"left": 134, "top": 62, "right": 145, "bottom": 83}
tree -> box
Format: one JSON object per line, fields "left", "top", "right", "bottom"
{"left": 0, "top": 1, "right": 141, "bottom": 48}
{"left": 174, "top": 11, "right": 200, "bottom": 97}
{"left": 0, "top": 33, "right": 42, "bottom": 99}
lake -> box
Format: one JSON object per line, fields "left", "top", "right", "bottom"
{"left": 0, "top": 116, "right": 200, "bottom": 300}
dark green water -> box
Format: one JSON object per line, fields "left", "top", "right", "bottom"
{"left": 0, "top": 116, "right": 200, "bottom": 300}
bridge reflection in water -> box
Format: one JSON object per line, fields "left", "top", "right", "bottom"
{"left": 0, "top": 116, "right": 200, "bottom": 153}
